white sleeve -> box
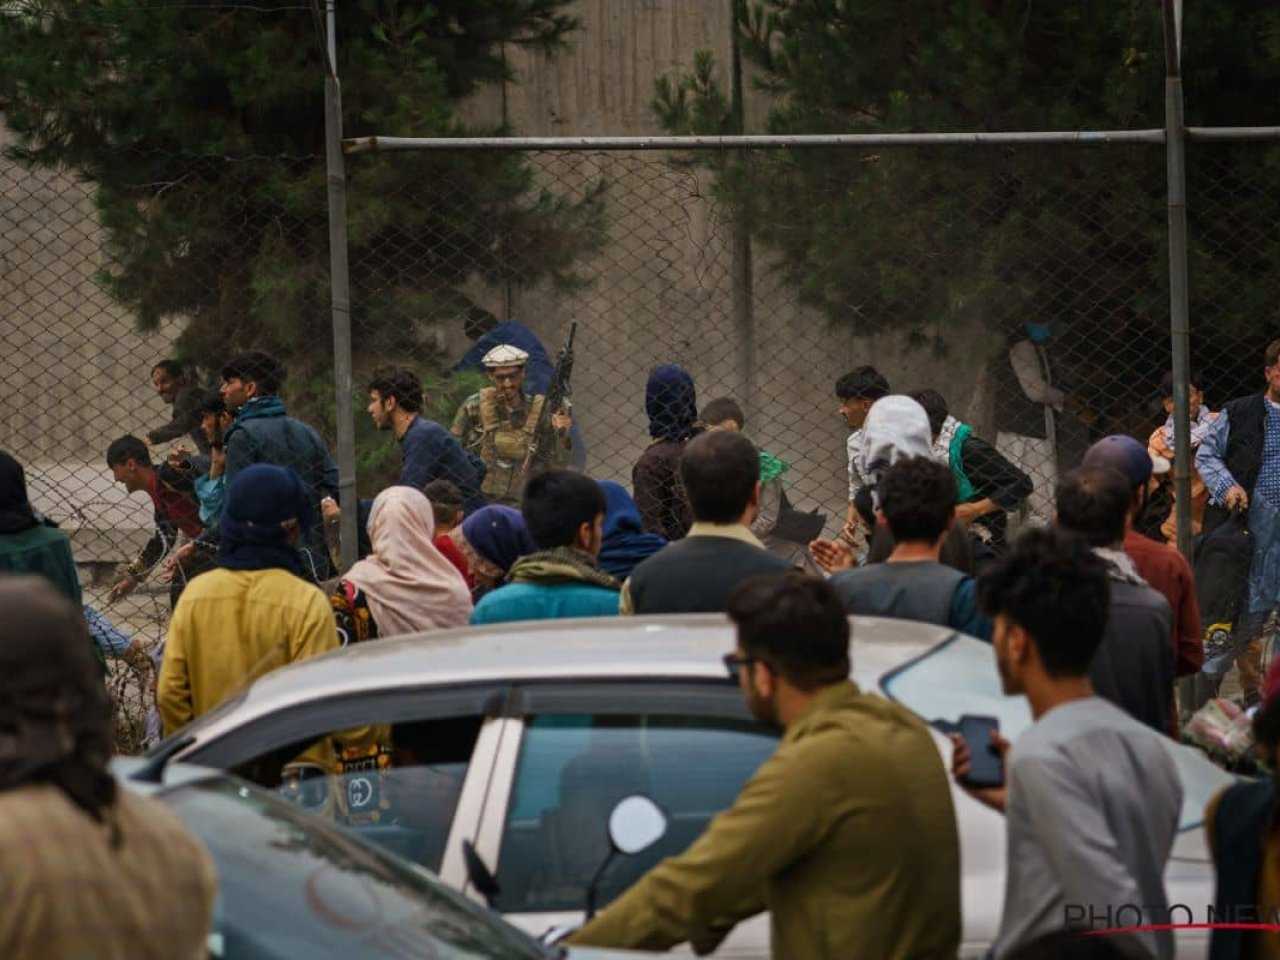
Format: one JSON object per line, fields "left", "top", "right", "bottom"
{"left": 1009, "top": 341, "right": 1066, "bottom": 409}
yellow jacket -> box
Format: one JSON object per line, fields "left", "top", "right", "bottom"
{"left": 569, "top": 681, "right": 961, "bottom": 959}
{"left": 158, "top": 567, "right": 337, "bottom": 736}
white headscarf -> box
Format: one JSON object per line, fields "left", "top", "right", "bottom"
{"left": 860, "top": 395, "right": 934, "bottom": 499}
{"left": 343, "top": 486, "right": 473, "bottom": 635}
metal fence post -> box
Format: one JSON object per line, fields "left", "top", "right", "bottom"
{"left": 1163, "top": 0, "right": 1193, "bottom": 560}
{"left": 323, "top": 0, "right": 358, "bottom": 571}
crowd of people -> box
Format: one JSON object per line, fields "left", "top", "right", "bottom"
{"left": 4, "top": 324, "right": 1280, "bottom": 958}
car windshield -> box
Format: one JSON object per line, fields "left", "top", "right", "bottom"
{"left": 880, "top": 632, "right": 1237, "bottom": 831}
{"left": 162, "top": 777, "right": 549, "bottom": 960}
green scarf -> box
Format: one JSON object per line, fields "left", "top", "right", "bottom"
{"left": 948, "top": 424, "right": 975, "bottom": 502}
{"left": 759, "top": 451, "right": 790, "bottom": 485}
{"left": 507, "top": 547, "right": 620, "bottom": 590}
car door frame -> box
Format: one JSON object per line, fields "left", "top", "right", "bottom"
{"left": 467, "top": 677, "right": 777, "bottom": 956}
{"left": 175, "top": 681, "right": 513, "bottom": 883}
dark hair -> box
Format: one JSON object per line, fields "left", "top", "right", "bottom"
{"left": 909, "top": 389, "right": 949, "bottom": 437}
{"left": 1157, "top": 369, "right": 1201, "bottom": 399}
{"left": 221, "top": 351, "right": 284, "bottom": 395}
{"left": 878, "top": 456, "right": 957, "bottom": 544}
{"left": 423, "top": 478, "right": 463, "bottom": 527}
{"left": 367, "top": 367, "right": 423, "bottom": 413}
{"left": 978, "top": 527, "right": 1109, "bottom": 678}
{"left": 1267, "top": 337, "right": 1280, "bottom": 369}
{"left": 701, "top": 397, "right": 745, "bottom": 429}
{"left": 521, "top": 469, "right": 605, "bottom": 549}
{"left": 151, "top": 359, "right": 184, "bottom": 380}
{"left": 727, "top": 573, "right": 851, "bottom": 690}
{"left": 105, "top": 435, "right": 150, "bottom": 468}
{"left": 1055, "top": 467, "right": 1130, "bottom": 548}
{"left": 679, "top": 430, "right": 760, "bottom": 524}
{"left": 835, "top": 365, "right": 890, "bottom": 402}
{"left": 196, "top": 390, "right": 226, "bottom": 417}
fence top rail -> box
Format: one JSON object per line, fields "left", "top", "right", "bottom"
{"left": 1186, "top": 126, "right": 1280, "bottom": 142}
{"left": 344, "top": 130, "right": 1169, "bottom": 153}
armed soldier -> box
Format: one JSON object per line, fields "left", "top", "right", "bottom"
{"left": 451, "top": 342, "right": 574, "bottom": 505}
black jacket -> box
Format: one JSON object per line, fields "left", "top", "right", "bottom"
{"left": 627, "top": 533, "right": 790, "bottom": 614}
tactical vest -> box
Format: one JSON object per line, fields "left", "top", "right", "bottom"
{"left": 477, "top": 387, "right": 547, "bottom": 503}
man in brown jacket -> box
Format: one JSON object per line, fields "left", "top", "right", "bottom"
{"left": 0, "top": 577, "right": 216, "bottom": 959}
{"left": 569, "top": 572, "right": 961, "bottom": 959}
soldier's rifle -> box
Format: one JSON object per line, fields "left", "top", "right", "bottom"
{"left": 523, "top": 321, "right": 577, "bottom": 473}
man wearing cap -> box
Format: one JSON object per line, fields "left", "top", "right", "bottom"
{"left": 451, "top": 344, "right": 573, "bottom": 506}
{"left": 1083, "top": 435, "right": 1203, "bottom": 680}
{"left": 1195, "top": 338, "right": 1280, "bottom": 701}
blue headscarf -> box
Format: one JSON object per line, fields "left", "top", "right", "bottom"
{"left": 219, "top": 464, "right": 312, "bottom": 575}
{"left": 597, "top": 481, "right": 667, "bottom": 580}
{"left": 461, "top": 505, "right": 537, "bottom": 574}
{"left": 645, "top": 364, "right": 698, "bottom": 443}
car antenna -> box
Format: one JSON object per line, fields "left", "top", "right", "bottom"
{"left": 130, "top": 735, "right": 196, "bottom": 784}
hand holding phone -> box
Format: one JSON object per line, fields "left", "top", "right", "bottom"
{"left": 949, "top": 714, "right": 1010, "bottom": 812}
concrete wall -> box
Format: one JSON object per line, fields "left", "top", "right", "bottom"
{"left": 454, "top": 1, "right": 996, "bottom": 522}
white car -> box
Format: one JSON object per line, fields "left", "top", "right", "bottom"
{"left": 156, "top": 615, "right": 1231, "bottom": 958}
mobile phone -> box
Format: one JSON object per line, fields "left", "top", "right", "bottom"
{"left": 958, "top": 714, "right": 1004, "bottom": 788}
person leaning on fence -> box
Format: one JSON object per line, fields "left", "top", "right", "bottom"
{"left": 1193, "top": 337, "right": 1280, "bottom": 704}
{"left": 1148, "top": 370, "right": 1217, "bottom": 545}
{"left": 0, "top": 577, "right": 217, "bottom": 960}
{"left": 632, "top": 363, "right": 700, "bottom": 542}
{"left": 145, "top": 357, "right": 209, "bottom": 455}
{"left": 950, "top": 527, "right": 1181, "bottom": 960}
{"left": 911, "top": 388, "right": 1032, "bottom": 557}
{"left": 570, "top": 572, "right": 962, "bottom": 960}
{"left": 105, "top": 435, "right": 213, "bottom": 610}
{"left": 621, "top": 430, "right": 790, "bottom": 615}
{"left": 219, "top": 350, "right": 339, "bottom": 581}
{"left": 471, "top": 469, "right": 619, "bottom": 625}
{"left": 451, "top": 344, "right": 573, "bottom": 507}
{"left": 1082, "top": 435, "right": 1203, "bottom": 680}
{"left": 835, "top": 365, "right": 891, "bottom": 556}
{"left": 331, "top": 486, "right": 472, "bottom": 644}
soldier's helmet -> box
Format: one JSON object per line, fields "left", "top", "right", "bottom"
{"left": 481, "top": 344, "right": 530, "bottom": 368}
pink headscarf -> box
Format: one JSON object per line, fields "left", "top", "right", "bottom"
{"left": 343, "top": 486, "right": 473, "bottom": 635}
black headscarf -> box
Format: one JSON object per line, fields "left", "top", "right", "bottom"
{"left": 219, "top": 464, "right": 312, "bottom": 576}
{"left": 0, "top": 577, "right": 116, "bottom": 825}
{"left": 645, "top": 364, "right": 698, "bottom": 443}
{"left": 0, "top": 451, "right": 38, "bottom": 535}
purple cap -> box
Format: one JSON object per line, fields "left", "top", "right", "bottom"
{"left": 1082, "top": 435, "right": 1169, "bottom": 488}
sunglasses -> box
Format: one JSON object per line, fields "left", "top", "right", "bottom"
{"left": 722, "top": 653, "right": 762, "bottom": 681}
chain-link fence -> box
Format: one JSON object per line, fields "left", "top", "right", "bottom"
{"left": 6, "top": 121, "right": 1280, "bottom": 750}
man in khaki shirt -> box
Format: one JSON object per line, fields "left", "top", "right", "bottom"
{"left": 569, "top": 572, "right": 961, "bottom": 959}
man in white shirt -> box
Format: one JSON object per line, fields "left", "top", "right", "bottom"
{"left": 952, "top": 526, "right": 1182, "bottom": 959}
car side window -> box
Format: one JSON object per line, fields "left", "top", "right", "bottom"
{"left": 493, "top": 713, "right": 777, "bottom": 914}
{"left": 232, "top": 715, "right": 484, "bottom": 873}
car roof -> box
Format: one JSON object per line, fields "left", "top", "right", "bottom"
{"left": 178, "top": 614, "right": 957, "bottom": 742}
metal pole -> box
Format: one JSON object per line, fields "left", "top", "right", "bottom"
{"left": 728, "top": 0, "right": 755, "bottom": 426}
{"left": 324, "top": 0, "right": 358, "bottom": 571}
{"left": 1162, "top": 0, "right": 1193, "bottom": 560}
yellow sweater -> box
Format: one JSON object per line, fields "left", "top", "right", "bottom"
{"left": 158, "top": 566, "right": 337, "bottom": 735}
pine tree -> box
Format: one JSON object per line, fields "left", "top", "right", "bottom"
{"left": 0, "top": 1, "right": 605, "bottom": 402}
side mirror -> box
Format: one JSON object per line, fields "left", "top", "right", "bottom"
{"left": 462, "top": 839, "right": 501, "bottom": 910}
{"left": 608, "top": 795, "right": 668, "bottom": 856}
{"left": 585, "top": 794, "right": 668, "bottom": 920}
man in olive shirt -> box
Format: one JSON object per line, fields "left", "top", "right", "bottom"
{"left": 568, "top": 572, "right": 961, "bottom": 959}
